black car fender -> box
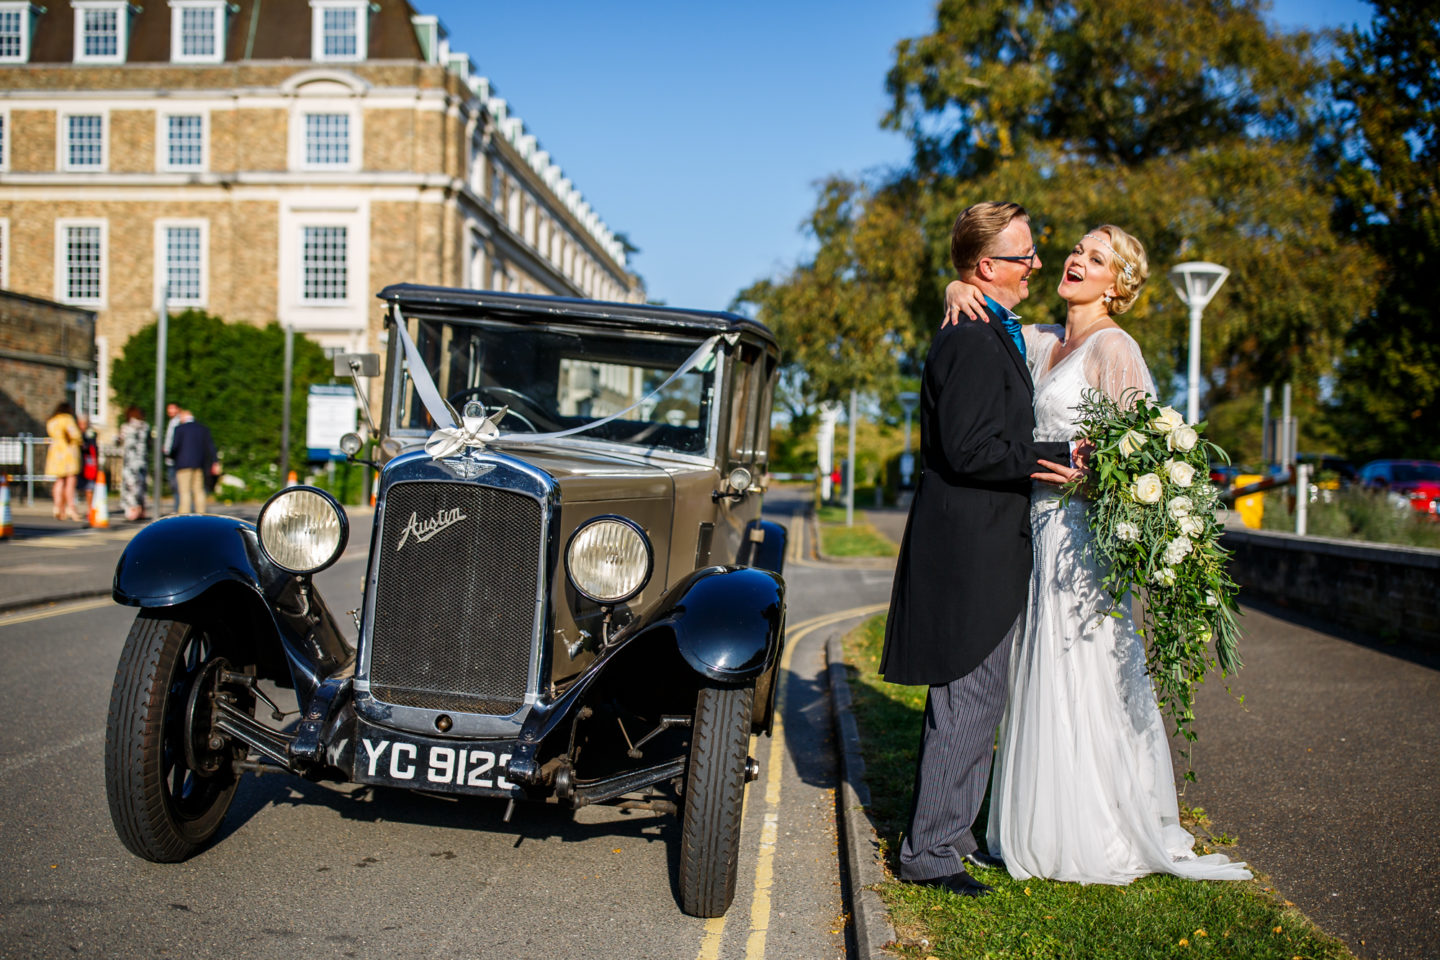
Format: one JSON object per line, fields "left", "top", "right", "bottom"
{"left": 628, "top": 565, "right": 785, "bottom": 682}
{"left": 112, "top": 515, "right": 353, "bottom": 705}
{"left": 737, "top": 518, "right": 787, "bottom": 574}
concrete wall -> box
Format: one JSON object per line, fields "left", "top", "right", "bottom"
{"left": 1223, "top": 526, "right": 1440, "bottom": 650}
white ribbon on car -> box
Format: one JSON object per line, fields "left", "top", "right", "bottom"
{"left": 393, "top": 312, "right": 730, "bottom": 460}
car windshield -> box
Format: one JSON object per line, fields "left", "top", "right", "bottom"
{"left": 392, "top": 315, "right": 718, "bottom": 456}
{"left": 1391, "top": 463, "right": 1440, "bottom": 483}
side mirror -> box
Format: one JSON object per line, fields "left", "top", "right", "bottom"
{"left": 333, "top": 353, "right": 380, "bottom": 377}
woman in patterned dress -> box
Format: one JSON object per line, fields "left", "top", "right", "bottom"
{"left": 119, "top": 405, "right": 151, "bottom": 522}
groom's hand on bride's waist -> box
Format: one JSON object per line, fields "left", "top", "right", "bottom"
{"left": 1032, "top": 440, "right": 1093, "bottom": 486}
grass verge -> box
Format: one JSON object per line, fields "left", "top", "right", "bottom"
{"left": 842, "top": 614, "right": 1359, "bottom": 960}
{"left": 816, "top": 499, "right": 898, "bottom": 558}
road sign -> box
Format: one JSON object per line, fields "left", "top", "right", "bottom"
{"left": 306, "top": 385, "right": 358, "bottom": 461}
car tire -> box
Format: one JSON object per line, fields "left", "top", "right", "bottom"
{"left": 105, "top": 613, "right": 247, "bottom": 862}
{"left": 678, "top": 681, "right": 753, "bottom": 917}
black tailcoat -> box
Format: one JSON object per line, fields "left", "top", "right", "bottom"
{"left": 880, "top": 307, "right": 1070, "bottom": 686}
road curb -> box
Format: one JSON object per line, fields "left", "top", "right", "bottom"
{"left": 826, "top": 632, "right": 895, "bottom": 959}
{"left": 0, "top": 589, "right": 111, "bottom": 616}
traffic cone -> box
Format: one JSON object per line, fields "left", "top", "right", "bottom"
{"left": 89, "top": 470, "right": 111, "bottom": 528}
{"left": 286, "top": 470, "right": 299, "bottom": 487}
{"left": 0, "top": 476, "right": 13, "bottom": 540}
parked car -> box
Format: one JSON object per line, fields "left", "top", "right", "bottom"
{"left": 105, "top": 285, "right": 787, "bottom": 917}
{"left": 1357, "top": 459, "right": 1440, "bottom": 515}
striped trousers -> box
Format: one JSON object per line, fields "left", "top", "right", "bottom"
{"left": 897, "top": 611, "right": 1020, "bottom": 882}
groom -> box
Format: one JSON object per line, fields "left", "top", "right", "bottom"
{"left": 881, "top": 201, "right": 1074, "bottom": 896}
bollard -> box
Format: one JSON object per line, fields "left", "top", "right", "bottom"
{"left": 0, "top": 475, "right": 13, "bottom": 539}
{"left": 89, "top": 470, "right": 111, "bottom": 528}
{"left": 1295, "top": 463, "right": 1309, "bottom": 536}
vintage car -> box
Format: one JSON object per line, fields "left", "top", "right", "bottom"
{"left": 104, "top": 284, "right": 787, "bottom": 917}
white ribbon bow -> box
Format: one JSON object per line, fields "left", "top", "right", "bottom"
{"left": 423, "top": 407, "right": 506, "bottom": 459}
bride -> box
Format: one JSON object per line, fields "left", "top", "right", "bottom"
{"left": 945, "top": 225, "right": 1251, "bottom": 884}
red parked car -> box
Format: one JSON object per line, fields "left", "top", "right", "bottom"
{"left": 1357, "top": 459, "right": 1440, "bottom": 516}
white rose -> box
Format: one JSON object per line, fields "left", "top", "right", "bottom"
{"left": 1167, "top": 495, "right": 1194, "bottom": 519}
{"left": 1152, "top": 406, "right": 1185, "bottom": 434}
{"left": 1132, "top": 473, "right": 1163, "bottom": 504}
{"left": 1168, "top": 424, "right": 1199, "bottom": 452}
{"left": 1205, "top": 591, "right": 1219, "bottom": 607}
{"left": 1115, "top": 521, "right": 1140, "bottom": 542}
{"left": 1163, "top": 535, "right": 1193, "bottom": 565}
{"left": 1178, "top": 515, "right": 1205, "bottom": 536}
{"left": 1152, "top": 566, "right": 1177, "bottom": 586}
{"left": 1118, "top": 430, "right": 1147, "bottom": 458}
{"left": 1166, "top": 459, "right": 1196, "bottom": 488}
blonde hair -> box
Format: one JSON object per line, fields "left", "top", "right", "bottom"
{"left": 1087, "top": 224, "right": 1149, "bottom": 315}
{"left": 951, "top": 201, "right": 1029, "bottom": 274}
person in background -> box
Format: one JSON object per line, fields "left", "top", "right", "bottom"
{"left": 162, "top": 401, "right": 187, "bottom": 515}
{"left": 44, "top": 401, "right": 83, "bottom": 521}
{"left": 77, "top": 414, "right": 100, "bottom": 515}
{"left": 169, "top": 409, "right": 218, "bottom": 515}
{"left": 119, "top": 405, "right": 151, "bottom": 522}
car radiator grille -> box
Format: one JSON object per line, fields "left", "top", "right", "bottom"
{"left": 368, "top": 480, "right": 543, "bottom": 716}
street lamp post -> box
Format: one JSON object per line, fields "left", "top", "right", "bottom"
{"left": 898, "top": 391, "right": 919, "bottom": 489}
{"left": 1168, "top": 261, "right": 1230, "bottom": 424}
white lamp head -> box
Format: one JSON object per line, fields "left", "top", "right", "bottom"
{"left": 1168, "top": 261, "right": 1230, "bottom": 312}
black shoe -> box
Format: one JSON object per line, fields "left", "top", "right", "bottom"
{"left": 911, "top": 869, "right": 993, "bottom": 898}
{"left": 962, "top": 851, "right": 1005, "bottom": 870}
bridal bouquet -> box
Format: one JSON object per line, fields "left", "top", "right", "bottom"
{"left": 1069, "top": 389, "right": 1242, "bottom": 763}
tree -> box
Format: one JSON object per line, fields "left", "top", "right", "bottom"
{"left": 1328, "top": 1, "right": 1440, "bottom": 460}
{"left": 110, "top": 311, "right": 333, "bottom": 480}
{"left": 740, "top": 0, "right": 1376, "bottom": 445}
{"left": 880, "top": 0, "right": 1374, "bottom": 406}
{"left": 732, "top": 176, "right": 934, "bottom": 420}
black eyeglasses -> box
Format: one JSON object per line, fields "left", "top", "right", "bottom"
{"left": 989, "top": 246, "right": 1036, "bottom": 265}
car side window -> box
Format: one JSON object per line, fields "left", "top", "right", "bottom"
{"left": 728, "top": 343, "right": 763, "bottom": 466}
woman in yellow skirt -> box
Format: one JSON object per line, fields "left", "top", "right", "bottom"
{"left": 45, "top": 402, "right": 83, "bottom": 521}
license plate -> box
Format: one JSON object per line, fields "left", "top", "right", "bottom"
{"left": 352, "top": 721, "right": 521, "bottom": 797}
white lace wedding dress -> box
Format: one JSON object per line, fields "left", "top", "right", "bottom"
{"left": 985, "top": 324, "right": 1251, "bottom": 884}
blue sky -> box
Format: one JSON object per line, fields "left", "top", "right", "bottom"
{"left": 426, "top": 1, "right": 1375, "bottom": 311}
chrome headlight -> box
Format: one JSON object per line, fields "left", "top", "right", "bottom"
{"left": 258, "top": 486, "right": 349, "bottom": 575}
{"left": 565, "top": 516, "right": 652, "bottom": 604}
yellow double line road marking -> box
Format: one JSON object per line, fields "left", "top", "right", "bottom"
{"left": 696, "top": 601, "right": 888, "bottom": 960}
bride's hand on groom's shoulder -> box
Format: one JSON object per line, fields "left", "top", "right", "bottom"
{"left": 942, "top": 280, "right": 989, "bottom": 327}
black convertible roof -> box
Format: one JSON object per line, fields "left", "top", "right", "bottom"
{"left": 378, "top": 284, "right": 777, "bottom": 347}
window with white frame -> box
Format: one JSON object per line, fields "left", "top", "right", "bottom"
{"left": 162, "top": 113, "right": 205, "bottom": 169}
{"left": 170, "top": 0, "right": 226, "bottom": 62}
{"left": 303, "top": 112, "right": 350, "bottom": 166}
{"left": 58, "top": 221, "right": 105, "bottom": 305}
{"left": 467, "top": 234, "right": 485, "bottom": 289}
{"left": 158, "top": 222, "right": 206, "bottom": 305}
{"left": 310, "top": 0, "right": 367, "bottom": 62}
{"left": 301, "top": 225, "right": 348, "bottom": 301}
{"left": 74, "top": 1, "right": 129, "bottom": 64}
{"left": 62, "top": 113, "right": 106, "bottom": 170}
{"left": 0, "top": 3, "right": 33, "bottom": 63}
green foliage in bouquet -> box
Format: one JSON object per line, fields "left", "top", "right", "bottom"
{"left": 1069, "top": 389, "right": 1243, "bottom": 771}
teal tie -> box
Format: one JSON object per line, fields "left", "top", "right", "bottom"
{"left": 985, "top": 296, "right": 1026, "bottom": 359}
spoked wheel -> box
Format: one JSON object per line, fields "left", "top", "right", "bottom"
{"left": 105, "top": 614, "right": 252, "bottom": 862}
{"left": 678, "top": 682, "right": 754, "bottom": 917}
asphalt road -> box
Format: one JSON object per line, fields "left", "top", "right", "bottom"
{"left": 0, "top": 487, "right": 898, "bottom": 960}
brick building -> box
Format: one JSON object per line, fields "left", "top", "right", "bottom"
{"left": 0, "top": 0, "right": 643, "bottom": 429}
{"left": 0, "top": 289, "right": 95, "bottom": 435}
